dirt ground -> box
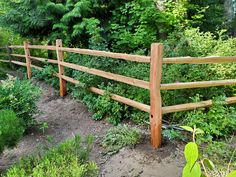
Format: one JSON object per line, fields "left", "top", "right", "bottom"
{"left": 0, "top": 80, "right": 184, "bottom": 177}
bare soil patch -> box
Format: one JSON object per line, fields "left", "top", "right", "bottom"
{"left": 0, "top": 80, "right": 184, "bottom": 177}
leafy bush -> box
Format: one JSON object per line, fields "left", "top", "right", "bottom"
{"left": 0, "top": 109, "right": 24, "bottom": 154}
{"left": 102, "top": 125, "right": 141, "bottom": 155}
{"left": 32, "top": 65, "right": 59, "bottom": 89}
{"left": 0, "top": 75, "right": 41, "bottom": 127}
{"left": 181, "top": 97, "right": 236, "bottom": 140}
{"left": 4, "top": 135, "right": 98, "bottom": 177}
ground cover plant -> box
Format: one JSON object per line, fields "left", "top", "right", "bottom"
{"left": 0, "top": 109, "right": 24, "bottom": 154}
{"left": 3, "top": 135, "right": 98, "bottom": 177}
{"left": 102, "top": 125, "right": 141, "bottom": 155}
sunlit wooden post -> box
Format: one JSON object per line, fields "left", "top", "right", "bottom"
{"left": 56, "top": 39, "right": 67, "bottom": 97}
{"left": 150, "top": 43, "right": 163, "bottom": 149}
{"left": 24, "top": 41, "right": 32, "bottom": 79}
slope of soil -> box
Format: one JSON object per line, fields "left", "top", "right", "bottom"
{"left": 0, "top": 80, "right": 184, "bottom": 177}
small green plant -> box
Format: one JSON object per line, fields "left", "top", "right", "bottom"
{"left": 4, "top": 135, "right": 98, "bottom": 177}
{"left": 102, "top": 125, "right": 141, "bottom": 155}
{"left": 39, "top": 122, "right": 49, "bottom": 134}
{"left": 0, "top": 75, "right": 41, "bottom": 128}
{"left": 181, "top": 126, "right": 236, "bottom": 177}
{"left": 0, "top": 109, "right": 24, "bottom": 154}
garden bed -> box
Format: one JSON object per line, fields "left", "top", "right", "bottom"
{"left": 0, "top": 79, "right": 184, "bottom": 176}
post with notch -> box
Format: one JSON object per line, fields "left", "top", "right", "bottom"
{"left": 24, "top": 41, "right": 32, "bottom": 79}
{"left": 56, "top": 39, "right": 67, "bottom": 97}
{"left": 150, "top": 43, "right": 164, "bottom": 148}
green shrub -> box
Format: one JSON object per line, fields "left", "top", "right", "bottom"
{"left": 32, "top": 65, "right": 59, "bottom": 89}
{"left": 0, "top": 109, "right": 24, "bottom": 154}
{"left": 4, "top": 135, "right": 98, "bottom": 177}
{"left": 181, "top": 97, "right": 236, "bottom": 140}
{"left": 102, "top": 125, "right": 141, "bottom": 155}
{"left": 0, "top": 75, "right": 41, "bottom": 127}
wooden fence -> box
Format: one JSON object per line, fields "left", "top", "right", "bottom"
{"left": 1, "top": 40, "right": 236, "bottom": 149}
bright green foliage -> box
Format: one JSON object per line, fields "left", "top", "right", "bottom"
{"left": 102, "top": 125, "right": 141, "bottom": 155}
{"left": 182, "top": 126, "right": 236, "bottom": 177}
{"left": 181, "top": 97, "right": 236, "bottom": 140}
{"left": 4, "top": 135, "right": 98, "bottom": 177}
{"left": 0, "top": 75, "right": 41, "bottom": 127}
{"left": 0, "top": 109, "right": 24, "bottom": 154}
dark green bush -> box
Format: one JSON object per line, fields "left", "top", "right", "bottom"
{"left": 4, "top": 135, "right": 98, "bottom": 177}
{"left": 0, "top": 76, "right": 41, "bottom": 127}
{"left": 0, "top": 109, "right": 24, "bottom": 154}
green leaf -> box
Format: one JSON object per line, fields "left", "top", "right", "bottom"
{"left": 182, "top": 162, "right": 201, "bottom": 177}
{"left": 227, "top": 170, "right": 236, "bottom": 177}
{"left": 203, "top": 159, "right": 215, "bottom": 170}
{"left": 184, "top": 142, "right": 199, "bottom": 168}
{"left": 195, "top": 128, "right": 204, "bottom": 134}
{"left": 180, "top": 126, "right": 194, "bottom": 132}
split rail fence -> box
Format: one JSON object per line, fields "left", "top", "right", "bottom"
{"left": 1, "top": 40, "right": 236, "bottom": 148}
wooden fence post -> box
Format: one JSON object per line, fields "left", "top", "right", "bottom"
{"left": 6, "top": 45, "right": 14, "bottom": 69}
{"left": 56, "top": 39, "right": 67, "bottom": 97}
{"left": 24, "top": 41, "right": 32, "bottom": 79}
{"left": 150, "top": 43, "right": 163, "bottom": 149}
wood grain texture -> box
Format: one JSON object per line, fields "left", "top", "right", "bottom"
{"left": 60, "top": 47, "right": 150, "bottom": 63}
{"left": 30, "top": 56, "right": 57, "bottom": 64}
{"left": 60, "top": 61, "right": 150, "bottom": 90}
{"left": 162, "top": 97, "right": 236, "bottom": 114}
{"left": 24, "top": 42, "right": 32, "bottom": 79}
{"left": 11, "top": 60, "right": 26, "bottom": 66}
{"left": 163, "top": 56, "right": 236, "bottom": 64}
{"left": 9, "top": 45, "right": 24, "bottom": 49}
{"left": 161, "top": 79, "right": 236, "bottom": 90}
{"left": 150, "top": 43, "right": 163, "bottom": 149}
{"left": 28, "top": 45, "right": 56, "bottom": 50}
{"left": 56, "top": 40, "right": 67, "bottom": 97}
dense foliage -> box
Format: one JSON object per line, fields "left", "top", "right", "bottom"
{"left": 3, "top": 135, "right": 98, "bottom": 177}
{"left": 0, "top": 75, "right": 41, "bottom": 127}
{"left": 0, "top": 109, "right": 24, "bottom": 154}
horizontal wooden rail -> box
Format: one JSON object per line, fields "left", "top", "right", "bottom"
{"left": 11, "top": 60, "right": 26, "bottom": 66}
{"left": 10, "top": 60, "right": 43, "bottom": 71}
{"left": 11, "top": 54, "right": 25, "bottom": 58}
{"left": 28, "top": 45, "right": 56, "bottom": 51}
{"left": 9, "top": 45, "right": 24, "bottom": 49}
{"left": 60, "top": 61, "right": 150, "bottom": 90}
{"left": 60, "top": 47, "right": 150, "bottom": 63}
{"left": 61, "top": 75, "right": 151, "bottom": 113}
{"left": 0, "top": 53, "right": 7, "bottom": 56}
{"left": 161, "top": 79, "right": 236, "bottom": 90}
{"left": 162, "top": 96, "right": 236, "bottom": 114}
{"left": 30, "top": 56, "right": 57, "bottom": 64}
{"left": 31, "top": 65, "right": 43, "bottom": 71}
{"left": 163, "top": 56, "right": 236, "bottom": 64}
{"left": 0, "top": 59, "right": 9, "bottom": 63}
